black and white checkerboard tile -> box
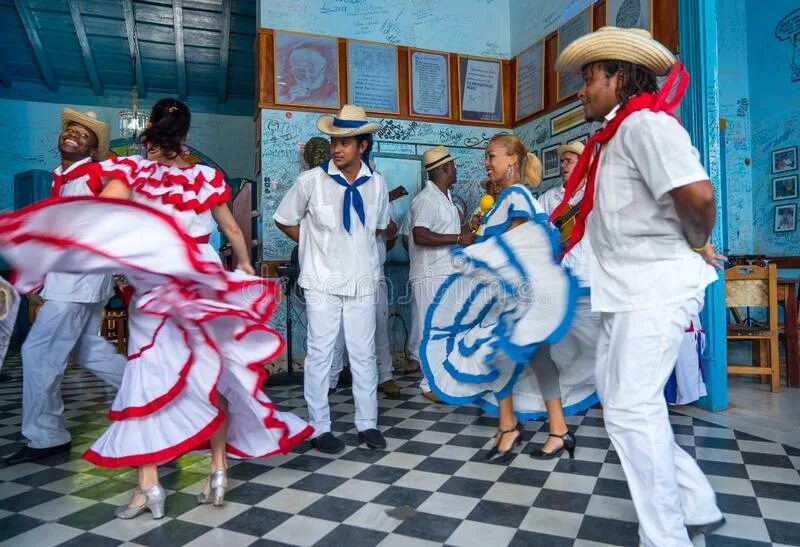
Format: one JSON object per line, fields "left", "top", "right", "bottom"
{"left": 0, "top": 354, "right": 799, "bottom": 547}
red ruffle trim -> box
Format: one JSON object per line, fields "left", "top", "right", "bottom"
{"left": 91, "top": 156, "right": 231, "bottom": 213}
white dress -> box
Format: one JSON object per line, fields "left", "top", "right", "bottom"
{"left": 420, "top": 184, "right": 592, "bottom": 420}
{"left": 0, "top": 156, "right": 312, "bottom": 467}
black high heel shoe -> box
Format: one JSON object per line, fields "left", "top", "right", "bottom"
{"left": 529, "top": 431, "right": 576, "bottom": 460}
{"left": 485, "top": 422, "right": 522, "bottom": 463}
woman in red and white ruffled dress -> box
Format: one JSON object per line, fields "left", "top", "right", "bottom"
{"left": 0, "top": 98, "right": 312, "bottom": 520}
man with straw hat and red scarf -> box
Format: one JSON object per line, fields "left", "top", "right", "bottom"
{"left": 2, "top": 108, "right": 126, "bottom": 468}
{"left": 554, "top": 27, "right": 727, "bottom": 545}
{"left": 275, "top": 105, "right": 390, "bottom": 454}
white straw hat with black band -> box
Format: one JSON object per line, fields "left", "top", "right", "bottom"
{"left": 422, "top": 145, "right": 456, "bottom": 172}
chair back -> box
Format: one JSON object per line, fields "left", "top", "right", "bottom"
{"left": 724, "top": 263, "right": 778, "bottom": 331}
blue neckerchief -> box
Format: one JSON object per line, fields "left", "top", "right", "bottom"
{"left": 324, "top": 159, "right": 373, "bottom": 233}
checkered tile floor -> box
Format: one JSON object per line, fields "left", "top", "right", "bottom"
{"left": 1, "top": 354, "right": 799, "bottom": 547}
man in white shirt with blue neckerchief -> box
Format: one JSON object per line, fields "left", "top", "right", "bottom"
{"left": 275, "top": 105, "right": 390, "bottom": 454}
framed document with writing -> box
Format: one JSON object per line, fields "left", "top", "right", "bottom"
{"left": 515, "top": 40, "right": 544, "bottom": 121}
{"left": 347, "top": 40, "right": 399, "bottom": 115}
{"left": 606, "top": 0, "right": 652, "bottom": 31}
{"left": 458, "top": 55, "right": 504, "bottom": 124}
{"left": 557, "top": 8, "right": 593, "bottom": 101}
{"left": 408, "top": 49, "right": 451, "bottom": 119}
{"left": 274, "top": 30, "right": 340, "bottom": 109}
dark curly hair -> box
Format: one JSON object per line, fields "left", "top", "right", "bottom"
{"left": 589, "top": 60, "right": 659, "bottom": 105}
{"left": 139, "top": 98, "right": 191, "bottom": 159}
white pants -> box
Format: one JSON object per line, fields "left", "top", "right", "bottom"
{"left": 411, "top": 276, "right": 442, "bottom": 393}
{"left": 329, "top": 280, "right": 393, "bottom": 388}
{"left": 595, "top": 296, "right": 722, "bottom": 546}
{"left": 21, "top": 300, "right": 126, "bottom": 448}
{"left": 304, "top": 289, "right": 378, "bottom": 436}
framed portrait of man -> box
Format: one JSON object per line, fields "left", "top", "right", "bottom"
{"left": 774, "top": 203, "right": 797, "bottom": 233}
{"left": 771, "top": 145, "right": 798, "bottom": 174}
{"left": 773, "top": 174, "right": 798, "bottom": 201}
{"left": 274, "top": 31, "right": 340, "bottom": 109}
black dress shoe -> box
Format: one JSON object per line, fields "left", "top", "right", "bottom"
{"left": 485, "top": 423, "right": 522, "bottom": 463}
{"left": 310, "top": 433, "right": 345, "bottom": 454}
{"left": 358, "top": 428, "right": 387, "bottom": 450}
{"left": 686, "top": 517, "right": 726, "bottom": 538}
{"left": 529, "top": 431, "right": 576, "bottom": 460}
{"left": 3, "top": 442, "right": 72, "bottom": 466}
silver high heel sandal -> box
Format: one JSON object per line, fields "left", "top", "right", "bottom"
{"left": 197, "top": 469, "right": 227, "bottom": 506}
{"left": 114, "top": 484, "right": 166, "bottom": 520}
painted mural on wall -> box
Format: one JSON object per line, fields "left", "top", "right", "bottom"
{"left": 260, "top": 108, "right": 506, "bottom": 355}
{"left": 775, "top": 7, "right": 800, "bottom": 83}
{"left": 0, "top": 98, "right": 256, "bottom": 211}
{"left": 262, "top": 0, "right": 511, "bottom": 58}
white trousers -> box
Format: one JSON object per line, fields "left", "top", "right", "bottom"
{"left": 411, "top": 276, "right": 443, "bottom": 393}
{"left": 21, "top": 300, "right": 126, "bottom": 448}
{"left": 304, "top": 289, "right": 378, "bottom": 436}
{"left": 595, "top": 295, "right": 722, "bottom": 546}
{"left": 329, "top": 279, "right": 393, "bottom": 388}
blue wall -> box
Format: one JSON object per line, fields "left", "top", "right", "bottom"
{"left": 262, "top": 0, "right": 512, "bottom": 58}
{"left": 0, "top": 98, "right": 256, "bottom": 212}
{"left": 717, "top": 0, "right": 754, "bottom": 254}
{"left": 746, "top": 0, "right": 800, "bottom": 256}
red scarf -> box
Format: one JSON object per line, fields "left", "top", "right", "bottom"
{"left": 51, "top": 161, "right": 102, "bottom": 198}
{"left": 549, "top": 62, "right": 690, "bottom": 259}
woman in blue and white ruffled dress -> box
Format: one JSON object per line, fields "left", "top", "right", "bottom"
{"left": 420, "top": 134, "right": 595, "bottom": 463}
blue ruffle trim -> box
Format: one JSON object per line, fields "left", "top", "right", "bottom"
{"left": 420, "top": 187, "right": 582, "bottom": 420}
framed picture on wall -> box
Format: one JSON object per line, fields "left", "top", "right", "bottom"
{"left": 772, "top": 146, "right": 798, "bottom": 173}
{"left": 274, "top": 31, "right": 340, "bottom": 109}
{"left": 606, "top": 0, "right": 652, "bottom": 31}
{"left": 550, "top": 103, "right": 587, "bottom": 137}
{"left": 773, "top": 174, "right": 798, "bottom": 200}
{"left": 515, "top": 40, "right": 544, "bottom": 121}
{"left": 458, "top": 55, "right": 504, "bottom": 124}
{"left": 557, "top": 7, "right": 593, "bottom": 101}
{"left": 775, "top": 204, "right": 797, "bottom": 232}
{"left": 409, "top": 48, "right": 451, "bottom": 119}
{"left": 347, "top": 40, "right": 399, "bottom": 115}
{"left": 542, "top": 143, "right": 561, "bottom": 179}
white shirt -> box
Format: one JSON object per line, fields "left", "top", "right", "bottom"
{"left": 408, "top": 181, "right": 461, "bottom": 279}
{"left": 274, "top": 161, "right": 389, "bottom": 296}
{"left": 588, "top": 107, "right": 718, "bottom": 312}
{"left": 40, "top": 158, "right": 114, "bottom": 303}
{"left": 539, "top": 185, "right": 593, "bottom": 288}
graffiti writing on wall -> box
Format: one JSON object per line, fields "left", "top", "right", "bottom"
{"left": 776, "top": 8, "right": 800, "bottom": 82}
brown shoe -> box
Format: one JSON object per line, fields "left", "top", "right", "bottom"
{"left": 403, "top": 359, "right": 421, "bottom": 373}
{"left": 422, "top": 391, "right": 440, "bottom": 403}
{"left": 378, "top": 379, "right": 400, "bottom": 395}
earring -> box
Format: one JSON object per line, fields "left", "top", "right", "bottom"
{"left": 505, "top": 166, "right": 514, "bottom": 179}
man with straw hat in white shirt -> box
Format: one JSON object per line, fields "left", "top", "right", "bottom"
{"left": 407, "top": 146, "right": 475, "bottom": 400}
{"left": 3, "top": 108, "right": 126, "bottom": 468}
{"left": 554, "top": 27, "right": 727, "bottom": 545}
{"left": 275, "top": 105, "right": 390, "bottom": 454}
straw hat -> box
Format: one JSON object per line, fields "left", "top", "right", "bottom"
{"left": 61, "top": 108, "right": 110, "bottom": 160}
{"left": 316, "top": 104, "right": 381, "bottom": 137}
{"left": 557, "top": 141, "right": 585, "bottom": 159}
{"left": 422, "top": 145, "right": 455, "bottom": 172}
{"left": 555, "top": 26, "right": 676, "bottom": 76}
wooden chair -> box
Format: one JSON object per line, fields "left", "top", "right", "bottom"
{"left": 101, "top": 309, "right": 128, "bottom": 355}
{"left": 725, "top": 263, "right": 781, "bottom": 392}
